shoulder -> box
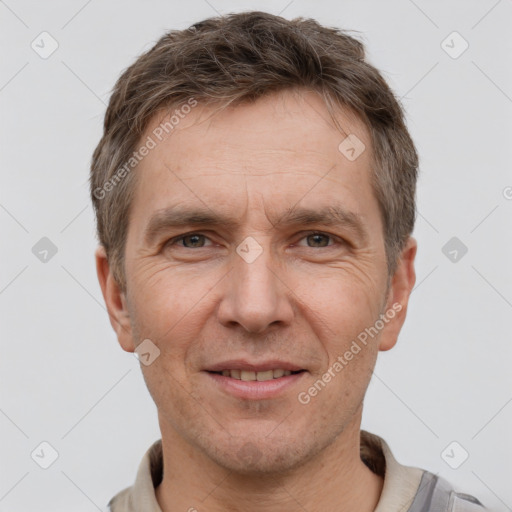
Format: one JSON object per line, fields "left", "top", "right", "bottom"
{"left": 408, "top": 470, "right": 486, "bottom": 511}
{"left": 361, "top": 431, "right": 487, "bottom": 512}
{"left": 107, "top": 439, "right": 163, "bottom": 512}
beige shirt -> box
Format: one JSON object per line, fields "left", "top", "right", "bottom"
{"left": 108, "top": 430, "right": 424, "bottom": 511}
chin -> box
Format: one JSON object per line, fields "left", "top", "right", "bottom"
{"left": 203, "top": 434, "right": 318, "bottom": 476}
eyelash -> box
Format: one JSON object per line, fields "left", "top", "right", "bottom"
{"left": 166, "top": 231, "right": 343, "bottom": 249}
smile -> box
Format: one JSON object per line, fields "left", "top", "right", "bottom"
{"left": 211, "top": 369, "right": 302, "bottom": 381}
{"left": 205, "top": 369, "right": 307, "bottom": 400}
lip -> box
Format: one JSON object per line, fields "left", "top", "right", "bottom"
{"left": 204, "top": 370, "right": 307, "bottom": 400}
{"left": 205, "top": 359, "right": 304, "bottom": 373}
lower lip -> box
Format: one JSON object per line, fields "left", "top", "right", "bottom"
{"left": 204, "top": 371, "right": 306, "bottom": 400}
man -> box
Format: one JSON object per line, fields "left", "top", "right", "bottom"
{"left": 90, "top": 11, "right": 486, "bottom": 512}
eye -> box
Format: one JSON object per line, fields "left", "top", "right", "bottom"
{"left": 167, "top": 233, "right": 212, "bottom": 248}
{"left": 297, "top": 232, "right": 339, "bottom": 248}
{"left": 164, "top": 231, "right": 343, "bottom": 251}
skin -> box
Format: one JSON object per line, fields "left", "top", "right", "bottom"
{"left": 96, "top": 88, "right": 417, "bottom": 512}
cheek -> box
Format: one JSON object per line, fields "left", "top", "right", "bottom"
{"left": 128, "top": 260, "right": 220, "bottom": 340}
{"left": 290, "top": 264, "right": 385, "bottom": 334}
{"left": 288, "top": 266, "right": 385, "bottom": 398}
{"left": 303, "top": 336, "right": 378, "bottom": 416}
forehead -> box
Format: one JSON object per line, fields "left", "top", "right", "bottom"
{"left": 143, "top": 89, "right": 371, "bottom": 172}
{"left": 129, "top": 89, "right": 379, "bottom": 236}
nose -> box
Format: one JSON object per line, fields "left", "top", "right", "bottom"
{"left": 216, "top": 239, "right": 294, "bottom": 334}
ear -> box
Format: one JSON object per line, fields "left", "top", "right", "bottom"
{"left": 378, "top": 236, "right": 417, "bottom": 352}
{"left": 95, "top": 245, "right": 135, "bottom": 353}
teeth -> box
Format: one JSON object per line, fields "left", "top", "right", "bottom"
{"left": 240, "top": 370, "right": 256, "bottom": 381}
{"left": 219, "top": 369, "right": 297, "bottom": 380}
{"left": 256, "top": 370, "right": 274, "bottom": 381}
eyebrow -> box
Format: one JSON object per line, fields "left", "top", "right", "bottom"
{"left": 143, "top": 204, "right": 369, "bottom": 246}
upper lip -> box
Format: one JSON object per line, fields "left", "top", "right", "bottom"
{"left": 205, "top": 360, "right": 305, "bottom": 372}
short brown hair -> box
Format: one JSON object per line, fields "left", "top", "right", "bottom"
{"left": 90, "top": 11, "right": 418, "bottom": 291}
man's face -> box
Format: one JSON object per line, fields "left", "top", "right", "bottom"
{"left": 103, "top": 89, "right": 413, "bottom": 473}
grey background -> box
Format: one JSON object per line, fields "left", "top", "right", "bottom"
{"left": 1, "top": 0, "right": 511, "bottom": 510}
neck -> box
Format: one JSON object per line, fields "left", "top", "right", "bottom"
{"left": 155, "top": 414, "right": 383, "bottom": 512}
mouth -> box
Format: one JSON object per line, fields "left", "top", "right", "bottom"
{"left": 203, "top": 361, "right": 307, "bottom": 400}
{"left": 207, "top": 369, "right": 305, "bottom": 381}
